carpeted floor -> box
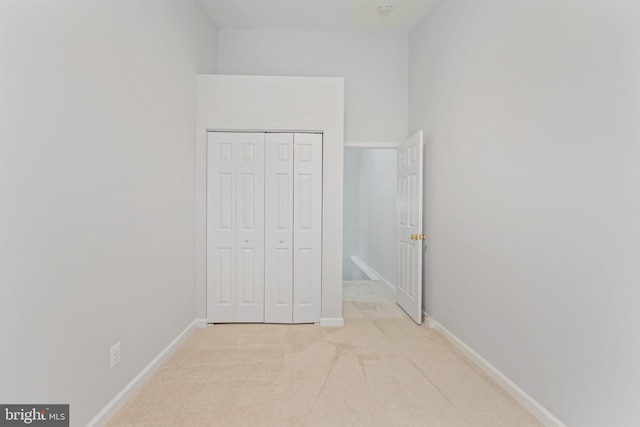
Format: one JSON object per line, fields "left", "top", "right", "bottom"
{"left": 106, "top": 280, "right": 541, "bottom": 426}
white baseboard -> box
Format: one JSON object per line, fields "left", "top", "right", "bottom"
{"left": 350, "top": 256, "right": 380, "bottom": 280}
{"left": 87, "top": 320, "right": 197, "bottom": 427}
{"left": 195, "top": 318, "right": 208, "bottom": 328}
{"left": 320, "top": 317, "right": 344, "bottom": 327}
{"left": 427, "top": 316, "right": 567, "bottom": 427}
{"left": 350, "top": 256, "right": 396, "bottom": 290}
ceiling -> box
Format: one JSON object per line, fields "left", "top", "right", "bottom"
{"left": 197, "top": 0, "right": 441, "bottom": 32}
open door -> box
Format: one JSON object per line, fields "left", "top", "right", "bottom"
{"left": 396, "top": 131, "right": 424, "bottom": 324}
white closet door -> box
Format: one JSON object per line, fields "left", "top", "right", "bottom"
{"left": 264, "top": 134, "right": 294, "bottom": 323}
{"left": 207, "top": 132, "right": 265, "bottom": 323}
{"left": 207, "top": 132, "right": 236, "bottom": 323}
{"left": 236, "top": 133, "right": 265, "bottom": 322}
{"left": 293, "top": 133, "right": 323, "bottom": 323}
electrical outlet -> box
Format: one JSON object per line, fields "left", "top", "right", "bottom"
{"left": 110, "top": 342, "right": 121, "bottom": 368}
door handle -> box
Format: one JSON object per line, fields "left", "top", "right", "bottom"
{"left": 410, "top": 234, "right": 427, "bottom": 241}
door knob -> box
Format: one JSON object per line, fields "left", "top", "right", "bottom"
{"left": 279, "top": 238, "right": 285, "bottom": 243}
{"left": 244, "top": 238, "right": 249, "bottom": 243}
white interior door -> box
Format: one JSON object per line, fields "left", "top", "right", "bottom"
{"left": 396, "top": 131, "right": 424, "bottom": 324}
{"left": 207, "top": 132, "right": 265, "bottom": 323}
{"left": 293, "top": 133, "right": 322, "bottom": 323}
{"left": 264, "top": 133, "right": 294, "bottom": 323}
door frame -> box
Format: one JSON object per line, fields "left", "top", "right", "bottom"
{"left": 344, "top": 141, "right": 401, "bottom": 149}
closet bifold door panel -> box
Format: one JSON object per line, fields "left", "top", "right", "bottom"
{"left": 207, "top": 132, "right": 265, "bottom": 323}
{"left": 207, "top": 131, "right": 321, "bottom": 324}
{"left": 264, "top": 134, "right": 294, "bottom": 323}
{"left": 292, "top": 133, "right": 322, "bottom": 324}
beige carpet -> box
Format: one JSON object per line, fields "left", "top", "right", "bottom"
{"left": 106, "top": 281, "right": 541, "bottom": 426}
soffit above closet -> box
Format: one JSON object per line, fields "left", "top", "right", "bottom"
{"left": 197, "top": 0, "right": 441, "bottom": 32}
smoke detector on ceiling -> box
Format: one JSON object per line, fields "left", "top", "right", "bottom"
{"left": 378, "top": 5, "right": 393, "bottom": 14}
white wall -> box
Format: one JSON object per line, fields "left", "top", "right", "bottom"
{"left": 196, "top": 75, "right": 344, "bottom": 325}
{"left": 218, "top": 30, "right": 408, "bottom": 143}
{"left": 0, "top": 2, "right": 217, "bottom": 425}
{"left": 409, "top": 1, "right": 640, "bottom": 426}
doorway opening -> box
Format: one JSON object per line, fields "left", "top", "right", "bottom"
{"left": 342, "top": 147, "right": 398, "bottom": 301}
{"left": 342, "top": 131, "right": 424, "bottom": 324}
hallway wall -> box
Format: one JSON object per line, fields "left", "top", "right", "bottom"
{"left": 343, "top": 149, "right": 361, "bottom": 275}
{"left": 343, "top": 148, "right": 397, "bottom": 284}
